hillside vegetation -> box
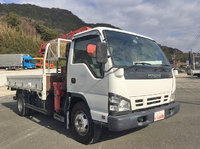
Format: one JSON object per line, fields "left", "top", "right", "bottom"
{"left": 0, "top": 3, "right": 86, "bottom": 33}
{"left": 160, "top": 45, "right": 188, "bottom": 63}
{"left": 0, "top": 3, "right": 188, "bottom": 62}
{"left": 0, "top": 11, "right": 64, "bottom": 57}
{"left": 0, "top": 20, "right": 43, "bottom": 57}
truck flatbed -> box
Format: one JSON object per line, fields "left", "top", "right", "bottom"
{"left": 7, "top": 73, "right": 61, "bottom": 93}
{"left": 7, "top": 75, "right": 42, "bottom": 92}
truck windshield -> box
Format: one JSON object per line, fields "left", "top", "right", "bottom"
{"left": 103, "top": 30, "right": 170, "bottom": 68}
{"left": 25, "top": 59, "right": 35, "bottom": 64}
{"left": 29, "top": 59, "right": 36, "bottom": 64}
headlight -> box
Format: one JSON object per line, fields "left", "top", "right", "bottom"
{"left": 109, "top": 93, "right": 131, "bottom": 115}
{"left": 170, "top": 91, "right": 176, "bottom": 102}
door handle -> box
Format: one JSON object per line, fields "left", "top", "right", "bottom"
{"left": 71, "top": 78, "right": 76, "bottom": 84}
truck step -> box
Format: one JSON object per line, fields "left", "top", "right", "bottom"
{"left": 53, "top": 113, "right": 65, "bottom": 122}
{"left": 26, "top": 103, "right": 51, "bottom": 115}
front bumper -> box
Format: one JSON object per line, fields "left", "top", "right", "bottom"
{"left": 108, "top": 102, "right": 180, "bottom": 131}
{"left": 29, "top": 66, "right": 36, "bottom": 69}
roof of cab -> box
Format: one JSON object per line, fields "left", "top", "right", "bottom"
{"left": 73, "top": 27, "right": 154, "bottom": 41}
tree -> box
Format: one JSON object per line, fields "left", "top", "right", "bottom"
{"left": 6, "top": 12, "right": 21, "bottom": 27}
{"left": 35, "top": 24, "right": 60, "bottom": 41}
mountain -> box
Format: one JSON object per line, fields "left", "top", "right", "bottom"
{"left": 158, "top": 45, "right": 188, "bottom": 63}
{"left": 0, "top": 3, "right": 188, "bottom": 62}
{"left": 0, "top": 3, "right": 119, "bottom": 34}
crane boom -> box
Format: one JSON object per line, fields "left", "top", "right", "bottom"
{"left": 38, "top": 26, "right": 92, "bottom": 56}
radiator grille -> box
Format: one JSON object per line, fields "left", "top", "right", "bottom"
{"left": 147, "top": 96, "right": 161, "bottom": 105}
{"left": 134, "top": 94, "right": 169, "bottom": 109}
{"left": 164, "top": 95, "right": 168, "bottom": 102}
{"left": 135, "top": 99, "right": 143, "bottom": 107}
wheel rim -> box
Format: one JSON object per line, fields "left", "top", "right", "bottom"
{"left": 18, "top": 99, "right": 23, "bottom": 112}
{"left": 74, "top": 111, "right": 89, "bottom": 136}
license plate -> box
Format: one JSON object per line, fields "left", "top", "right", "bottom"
{"left": 154, "top": 110, "right": 165, "bottom": 121}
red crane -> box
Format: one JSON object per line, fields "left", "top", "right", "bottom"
{"left": 38, "top": 26, "right": 92, "bottom": 56}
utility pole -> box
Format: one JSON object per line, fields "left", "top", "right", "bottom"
{"left": 173, "top": 49, "right": 177, "bottom": 67}
{"left": 173, "top": 54, "right": 175, "bottom": 66}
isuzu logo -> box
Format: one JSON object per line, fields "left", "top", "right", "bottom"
{"left": 148, "top": 74, "right": 161, "bottom": 78}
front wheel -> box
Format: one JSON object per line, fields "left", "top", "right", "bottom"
{"left": 17, "top": 93, "right": 30, "bottom": 116}
{"left": 70, "top": 102, "right": 102, "bottom": 144}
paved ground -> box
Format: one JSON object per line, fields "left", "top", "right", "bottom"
{"left": 0, "top": 73, "right": 200, "bottom": 149}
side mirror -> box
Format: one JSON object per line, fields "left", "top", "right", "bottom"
{"left": 87, "top": 43, "right": 108, "bottom": 64}
{"left": 96, "top": 42, "right": 108, "bottom": 64}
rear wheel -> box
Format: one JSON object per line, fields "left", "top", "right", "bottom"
{"left": 17, "top": 93, "right": 30, "bottom": 116}
{"left": 70, "top": 102, "right": 102, "bottom": 144}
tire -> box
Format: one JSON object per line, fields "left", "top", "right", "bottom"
{"left": 17, "top": 93, "right": 30, "bottom": 116}
{"left": 70, "top": 102, "right": 102, "bottom": 144}
{"left": 24, "top": 67, "right": 27, "bottom": 70}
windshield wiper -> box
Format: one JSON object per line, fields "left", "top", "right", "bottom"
{"left": 124, "top": 62, "right": 151, "bottom": 70}
{"left": 135, "top": 62, "right": 151, "bottom": 65}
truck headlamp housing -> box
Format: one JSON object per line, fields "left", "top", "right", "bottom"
{"left": 170, "top": 91, "right": 176, "bottom": 102}
{"left": 108, "top": 93, "right": 131, "bottom": 115}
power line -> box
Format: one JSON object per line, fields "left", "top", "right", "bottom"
{"left": 195, "top": 49, "right": 200, "bottom": 53}
{"left": 184, "top": 31, "right": 200, "bottom": 52}
{"left": 192, "top": 38, "right": 200, "bottom": 53}
{"left": 187, "top": 31, "right": 200, "bottom": 50}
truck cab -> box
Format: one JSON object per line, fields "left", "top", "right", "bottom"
{"left": 67, "top": 27, "right": 179, "bottom": 132}
{"left": 23, "top": 55, "right": 36, "bottom": 69}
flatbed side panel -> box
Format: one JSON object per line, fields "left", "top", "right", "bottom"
{"left": 7, "top": 75, "right": 43, "bottom": 92}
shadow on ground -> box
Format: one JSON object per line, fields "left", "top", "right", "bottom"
{"left": 1, "top": 98, "right": 147, "bottom": 144}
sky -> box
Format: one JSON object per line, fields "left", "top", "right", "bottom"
{"left": 1, "top": 0, "right": 200, "bottom": 53}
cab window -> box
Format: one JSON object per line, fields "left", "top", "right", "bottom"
{"left": 73, "top": 35, "right": 103, "bottom": 78}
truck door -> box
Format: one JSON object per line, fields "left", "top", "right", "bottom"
{"left": 67, "top": 34, "right": 108, "bottom": 122}
{"left": 23, "top": 58, "right": 29, "bottom": 69}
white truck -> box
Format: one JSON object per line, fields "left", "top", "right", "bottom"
{"left": 7, "top": 27, "right": 180, "bottom": 144}
{"left": 186, "top": 51, "right": 200, "bottom": 77}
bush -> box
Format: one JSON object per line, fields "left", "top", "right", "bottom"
{"left": 0, "top": 21, "right": 44, "bottom": 57}
{"left": 5, "top": 12, "right": 21, "bottom": 27}
{"left": 35, "top": 24, "right": 60, "bottom": 41}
